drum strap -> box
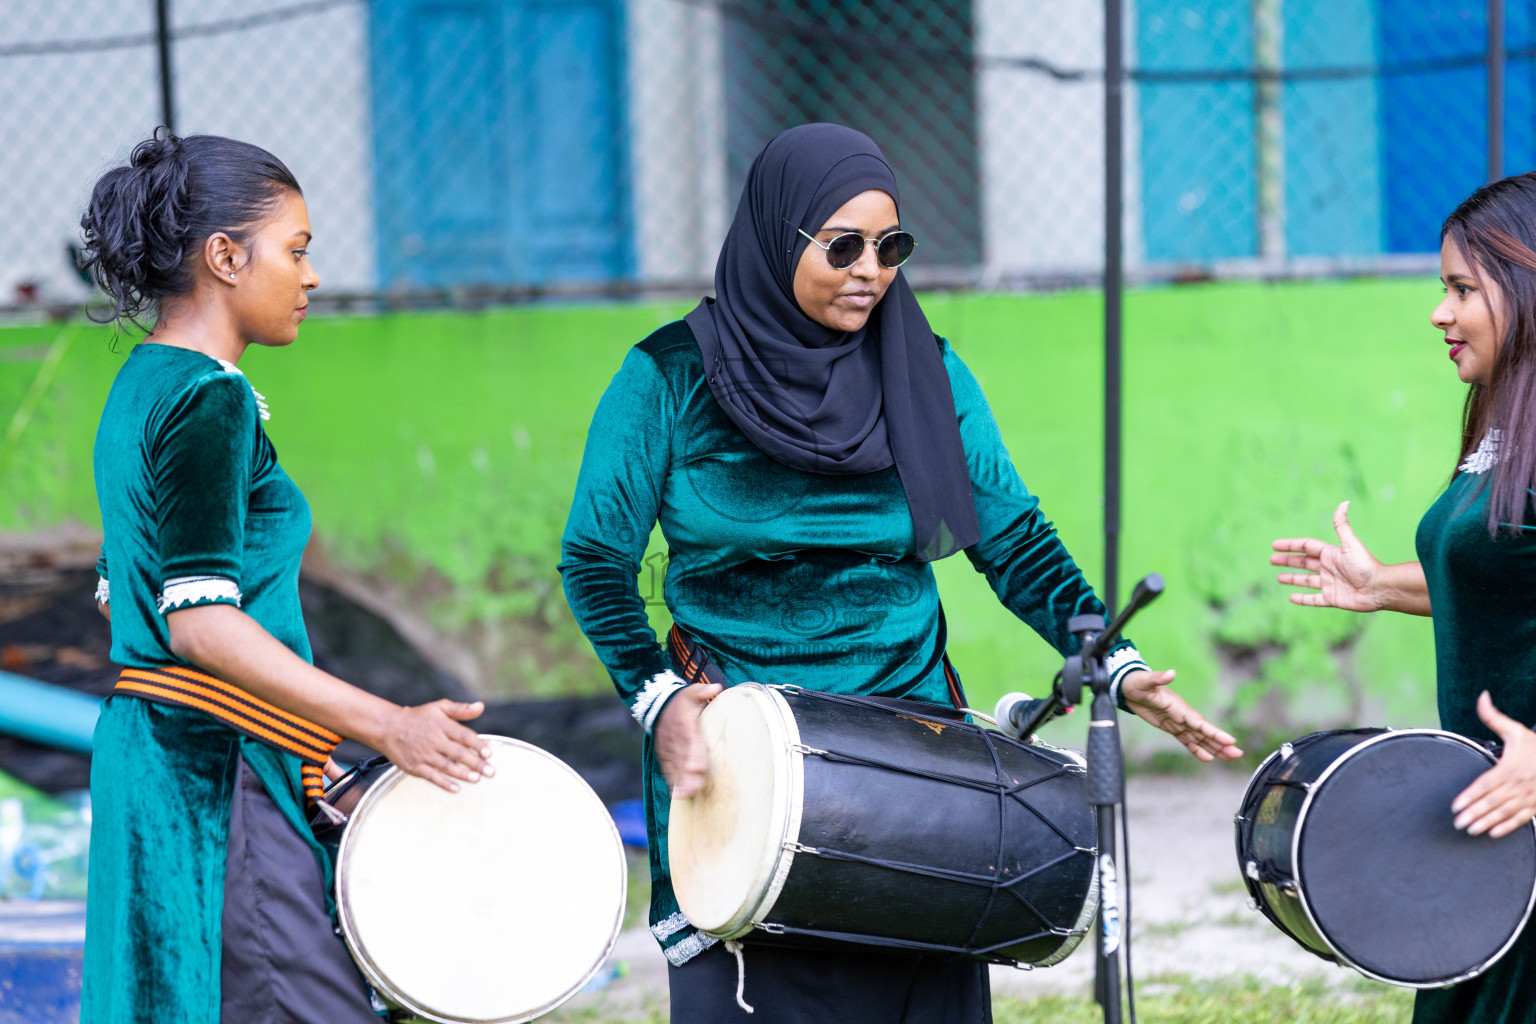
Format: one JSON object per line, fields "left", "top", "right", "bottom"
{"left": 666, "top": 625, "right": 968, "bottom": 711}
{"left": 114, "top": 666, "right": 341, "bottom": 802}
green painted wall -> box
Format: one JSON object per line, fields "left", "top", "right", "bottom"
{"left": 0, "top": 279, "right": 1459, "bottom": 753}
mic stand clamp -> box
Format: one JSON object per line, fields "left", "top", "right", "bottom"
{"left": 1006, "top": 573, "right": 1164, "bottom": 1024}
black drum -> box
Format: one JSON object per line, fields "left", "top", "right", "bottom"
{"left": 668, "top": 684, "right": 1099, "bottom": 966}
{"left": 1235, "top": 728, "right": 1536, "bottom": 987}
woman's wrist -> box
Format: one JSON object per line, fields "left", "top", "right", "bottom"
{"left": 1370, "top": 561, "right": 1430, "bottom": 615}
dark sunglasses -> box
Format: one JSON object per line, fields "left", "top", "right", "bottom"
{"left": 797, "top": 227, "right": 917, "bottom": 270}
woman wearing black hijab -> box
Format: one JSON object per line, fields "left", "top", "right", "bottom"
{"left": 560, "top": 124, "right": 1239, "bottom": 1021}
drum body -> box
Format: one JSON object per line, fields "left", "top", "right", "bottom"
{"left": 1235, "top": 728, "right": 1536, "bottom": 987}
{"left": 334, "top": 735, "right": 626, "bottom": 1023}
{"left": 669, "top": 684, "right": 1098, "bottom": 965}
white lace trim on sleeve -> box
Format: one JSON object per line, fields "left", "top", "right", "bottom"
{"left": 95, "top": 576, "right": 110, "bottom": 604}
{"left": 157, "top": 576, "right": 243, "bottom": 614}
{"left": 632, "top": 669, "right": 687, "bottom": 732}
{"left": 1106, "top": 645, "right": 1149, "bottom": 709}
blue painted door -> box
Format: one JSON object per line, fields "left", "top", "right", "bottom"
{"left": 1376, "top": 0, "right": 1536, "bottom": 253}
{"left": 370, "top": 0, "right": 631, "bottom": 289}
{"left": 1137, "top": 0, "right": 1258, "bottom": 263}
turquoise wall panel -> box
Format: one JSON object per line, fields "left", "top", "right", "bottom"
{"left": 1138, "top": 1, "right": 1258, "bottom": 262}
{"left": 1281, "top": 0, "right": 1383, "bottom": 256}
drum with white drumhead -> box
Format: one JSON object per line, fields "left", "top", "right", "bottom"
{"left": 669, "top": 684, "right": 1098, "bottom": 965}
{"left": 334, "top": 735, "right": 626, "bottom": 1023}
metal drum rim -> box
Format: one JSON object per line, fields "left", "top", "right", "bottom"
{"left": 333, "top": 734, "right": 628, "bottom": 1023}
{"left": 1286, "top": 727, "right": 1536, "bottom": 988}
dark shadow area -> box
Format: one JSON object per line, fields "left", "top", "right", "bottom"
{"left": 0, "top": 570, "right": 641, "bottom": 803}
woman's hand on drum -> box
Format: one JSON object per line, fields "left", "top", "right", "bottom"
{"left": 654, "top": 682, "right": 723, "bottom": 799}
{"left": 1453, "top": 692, "right": 1536, "bottom": 838}
{"left": 1120, "top": 669, "right": 1243, "bottom": 762}
{"left": 374, "top": 700, "right": 494, "bottom": 794}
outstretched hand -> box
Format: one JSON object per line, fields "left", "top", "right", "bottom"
{"left": 1452, "top": 692, "right": 1536, "bottom": 838}
{"left": 1271, "top": 500, "right": 1383, "bottom": 611}
{"left": 1120, "top": 668, "right": 1243, "bottom": 762}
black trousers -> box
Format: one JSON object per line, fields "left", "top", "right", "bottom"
{"left": 219, "top": 755, "right": 379, "bottom": 1024}
{"left": 669, "top": 941, "right": 993, "bottom": 1024}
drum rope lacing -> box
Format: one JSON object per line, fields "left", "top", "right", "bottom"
{"left": 759, "top": 687, "right": 1099, "bottom": 965}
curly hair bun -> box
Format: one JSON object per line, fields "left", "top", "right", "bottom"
{"left": 78, "top": 128, "right": 301, "bottom": 329}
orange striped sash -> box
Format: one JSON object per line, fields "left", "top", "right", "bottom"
{"left": 115, "top": 666, "right": 340, "bottom": 801}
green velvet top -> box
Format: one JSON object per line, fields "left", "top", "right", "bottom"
{"left": 84, "top": 343, "right": 328, "bottom": 1023}
{"left": 1417, "top": 466, "right": 1536, "bottom": 738}
{"left": 560, "top": 319, "right": 1141, "bottom": 964}
{"left": 93, "top": 343, "right": 313, "bottom": 667}
{"left": 1412, "top": 463, "right": 1536, "bottom": 1024}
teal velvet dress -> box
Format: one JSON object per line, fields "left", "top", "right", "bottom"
{"left": 1412, "top": 459, "right": 1536, "bottom": 1024}
{"left": 560, "top": 320, "right": 1145, "bottom": 966}
{"left": 84, "top": 344, "right": 337, "bottom": 1022}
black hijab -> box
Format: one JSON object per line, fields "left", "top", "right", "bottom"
{"left": 685, "top": 123, "right": 980, "bottom": 561}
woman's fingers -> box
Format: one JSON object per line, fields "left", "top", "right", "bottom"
{"left": 1276, "top": 571, "right": 1322, "bottom": 589}
{"left": 440, "top": 699, "right": 486, "bottom": 722}
{"left": 1269, "top": 553, "right": 1323, "bottom": 571}
{"left": 1332, "top": 500, "right": 1360, "bottom": 547}
{"left": 422, "top": 765, "right": 465, "bottom": 794}
{"left": 1477, "top": 691, "right": 1523, "bottom": 741}
{"left": 1124, "top": 670, "right": 1243, "bottom": 760}
{"left": 1461, "top": 784, "right": 1531, "bottom": 836}
{"left": 1453, "top": 711, "right": 1536, "bottom": 836}
{"left": 1272, "top": 537, "right": 1329, "bottom": 558}
{"left": 655, "top": 683, "right": 719, "bottom": 799}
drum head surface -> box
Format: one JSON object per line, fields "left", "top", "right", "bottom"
{"left": 336, "top": 736, "right": 625, "bottom": 1023}
{"left": 1298, "top": 732, "right": 1536, "bottom": 984}
{"left": 669, "top": 684, "right": 800, "bottom": 936}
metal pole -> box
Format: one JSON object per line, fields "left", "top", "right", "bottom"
{"left": 1104, "top": 0, "right": 1124, "bottom": 618}
{"left": 1489, "top": 0, "right": 1505, "bottom": 182}
{"left": 155, "top": 0, "right": 175, "bottom": 134}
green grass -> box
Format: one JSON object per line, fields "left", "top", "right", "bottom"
{"left": 0, "top": 279, "right": 1457, "bottom": 748}
{"left": 540, "top": 975, "right": 1413, "bottom": 1023}
{"left": 992, "top": 975, "right": 1413, "bottom": 1024}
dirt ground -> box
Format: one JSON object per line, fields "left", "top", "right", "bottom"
{"left": 560, "top": 767, "right": 1357, "bottom": 1020}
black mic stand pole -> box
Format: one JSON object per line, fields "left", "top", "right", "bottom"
{"left": 1014, "top": 573, "right": 1165, "bottom": 1024}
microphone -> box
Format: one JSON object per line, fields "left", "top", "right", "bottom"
{"left": 994, "top": 691, "right": 1068, "bottom": 739}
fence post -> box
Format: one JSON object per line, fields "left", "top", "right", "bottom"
{"left": 1489, "top": 0, "right": 1505, "bottom": 182}
{"left": 1104, "top": 0, "right": 1124, "bottom": 617}
{"left": 1254, "top": 0, "right": 1285, "bottom": 263}
{"left": 155, "top": 0, "right": 175, "bottom": 134}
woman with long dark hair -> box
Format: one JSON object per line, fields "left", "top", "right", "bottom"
{"left": 561, "top": 123, "right": 1241, "bottom": 1022}
{"left": 1273, "top": 173, "right": 1536, "bottom": 1024}
{"left": 80, "top": 130, "right": 494, "bottom": 1023}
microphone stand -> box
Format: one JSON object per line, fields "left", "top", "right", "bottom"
{"left": 1010, "top": 573, "right": 1165, "bottom": 1024}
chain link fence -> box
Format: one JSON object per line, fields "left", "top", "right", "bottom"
{"left": 0, "top": 0, "right": 1519, "bottom": 316}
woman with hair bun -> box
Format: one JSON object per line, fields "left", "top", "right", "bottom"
{"left": 79, "top": 130, "right": 494, "bottom": 1023}
{"left": 1273, "top": 172, "right": 1536, "bottom": 1024}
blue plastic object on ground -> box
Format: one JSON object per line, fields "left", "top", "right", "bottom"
{"left": 0, "top": 672, "right": 99, "bottom": 754}
{"left": 0, "top": 900, "right": 85, "bottom": 1024}
{"left": 610, "top": 798, "right": 647, "bottom": 848}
